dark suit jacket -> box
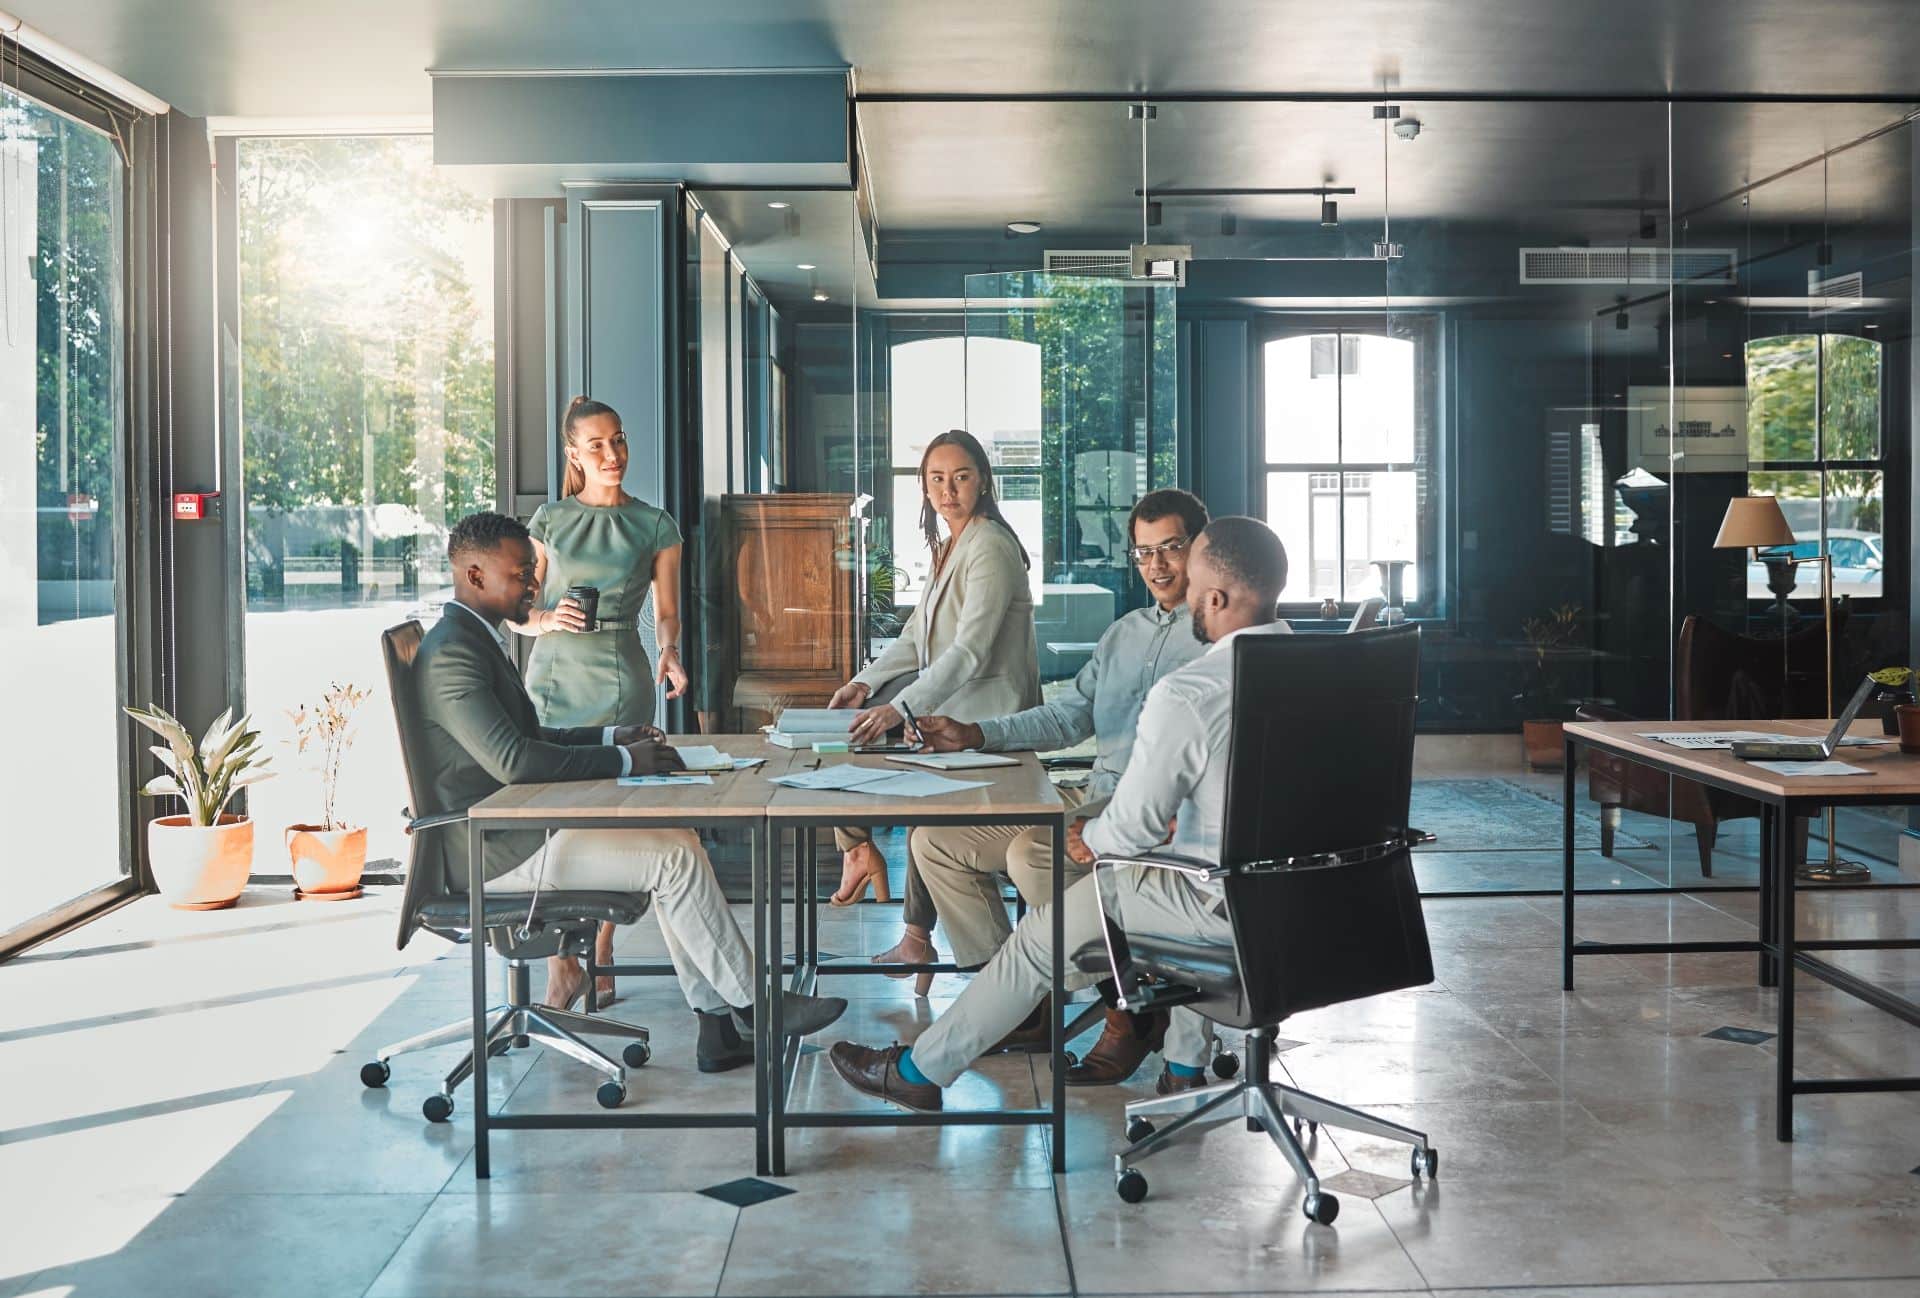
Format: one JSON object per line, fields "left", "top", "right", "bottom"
{"left": 413, "top": 605, "right": 622, "bottom": 892}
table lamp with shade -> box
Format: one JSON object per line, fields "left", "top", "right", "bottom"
{"left": 1712, "top": 495, "right": 1867, "bottom": 882}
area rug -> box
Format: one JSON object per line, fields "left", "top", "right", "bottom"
{"left": 1410, "top": 779, "right": 1652, "bottom": 852}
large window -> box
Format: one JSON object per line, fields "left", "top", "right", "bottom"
{"left": 1262, "top": 327, "right": 1429, "bottom": 609}
{"left": 1744, "top": 332, "right": 1884, "bottom": 601}
{"left": 236, "top": 136, "right": 493, "bottom": 872}
{"left": 1, "top": 81, "right": 128, "bottom": 935}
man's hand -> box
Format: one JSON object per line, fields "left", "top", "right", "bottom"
{"left": 848, "top": 703, "right": 902, "bottom": 747}
{"left": 610, "top": 724, "right": 665, "bottom": 746}
{"left": 545, "top": 597, "right": 588, "bottom": 633}
{"left": 1065, "top": 816, "right": 1095, "bottom": 866}
{"left": 914, "top": 715, "right": 984, "bottom": 753}
{"left": 622, "top": 739, "right": 687, "bottom": 776}
{"left": 827, "top": 681, "right": 871, "bottom": 711}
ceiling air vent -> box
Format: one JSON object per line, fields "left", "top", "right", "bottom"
{"left": 1043, "top": 249, "right": 1133, "bottom": 277}
{"left": 1519, "top": 246, "right": 1737, "bottom": 285}
{"left": 1808, "top": 270, "right": 1864, "bottom": 316}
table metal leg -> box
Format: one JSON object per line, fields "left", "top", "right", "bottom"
{"left": 1562, "top": 735, "right": 1576, "bottom": 991}
{"left": 770, "top": 821, "right": 787, "bottom": 1177}
{"left": 753, "top": 822, "right": 770, "bottom": 1175}
{"left": 1758, "top": 804, "right": 1778, "bottom": 988}
{"left": 1051, "top": 816, "right": 1067, "bottom": 1175}
{"left": 1774, "top": 802, "right": 1796, "bottom": 1143}
{"left": 469, "top": 819, "right": 490, "bottom": 1179}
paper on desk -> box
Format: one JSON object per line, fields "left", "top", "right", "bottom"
{"left": 618, "top": 773, "right": 714, "bottom": 787}
{"left": 1747, "top": 760, "right": 1872, "bottom": 777}
{"left": 769, "top": 765, "right": 989, "bottom": 797}
{"left": 673, "top": 744, "right": 733, "bottom": 771}
{"left": 887, "top": 751, "right": 1020, "bottom": 770}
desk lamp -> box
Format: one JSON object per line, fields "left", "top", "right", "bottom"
{"left": 1713, "top": 496, "right": 1866, "bottom": 882}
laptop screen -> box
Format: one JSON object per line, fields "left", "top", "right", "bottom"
{"left": 1823, "top": 676, "right": 1878, "bottom": 750}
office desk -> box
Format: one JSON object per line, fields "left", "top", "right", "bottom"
{"left": 465, "top": 735, "right": 801, "bottom": 1177}
{"left": 1561, "top": 718, "right": 1920, "bottom": 1139}
{"left": 765, "top": 752, "right": 1069, "bottom": 1174}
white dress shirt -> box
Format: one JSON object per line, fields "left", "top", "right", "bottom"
{"left": 446, "top": 599, "right": 632, "bottom": 776}
{"left": 1080, "top": 620, "right": 1293, "bottom": 892}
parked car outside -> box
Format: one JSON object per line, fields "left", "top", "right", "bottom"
{"left": 1746, "top": 529, "right": 1883, "bottom": 600}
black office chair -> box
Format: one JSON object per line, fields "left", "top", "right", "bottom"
{"left": 358, "top": 621, "right": 655, "bottom": 1121}
{"left": 1077, "top": 625, "right": 1437, "bottom": 1223}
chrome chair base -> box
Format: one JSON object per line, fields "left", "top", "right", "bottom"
{"left": 1112, "top": 1030, "right": 1435, "bottom": 1223}
{"left": 361, "top": 958, "right": 652, "bottom": 1121}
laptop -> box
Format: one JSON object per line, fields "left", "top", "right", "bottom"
{"left": 1729, "top": 676, "right": 1877, "bottom": 761}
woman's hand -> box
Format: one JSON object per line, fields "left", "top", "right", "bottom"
{"left": 827, "top": 681, "right": 871, "bottom": 711}
{"left": 544, "top": 597, "right": 588, "bottom": 634}
{"left": 657, "top": 647, "right": 689, "bottom": 699}
{"left": 914, "top": 715, "right": 984, "bottom": 752}
{"left": 848, "top": 703, "right": 902, "bottom": 746}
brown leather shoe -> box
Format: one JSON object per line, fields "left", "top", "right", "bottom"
{"left": 1064, "top": 1007, "right": 1167, "bottom": 1087}
{"left": 986, "top": 995, "right": 1054, "bottom": 1054}
{"left": 1155, "top": 1065, "right": 1210, "bottom": 1096}
{"left": 828, "top": 1042, "right": 943, "bottom": 1113}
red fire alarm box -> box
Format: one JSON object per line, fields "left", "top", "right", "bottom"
{"left": 172, "top": 491, "right": 220, "bottom": 521}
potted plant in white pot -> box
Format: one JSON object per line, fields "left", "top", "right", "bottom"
{"left": 285, "top": 681, "right": 371, "bottom": 900}
{"left": 127, "top": 704, "right": 276, "bottom": 910}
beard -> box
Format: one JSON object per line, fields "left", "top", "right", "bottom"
{"left": 1190, "top": 603, "right": 1213, "bottom": 644}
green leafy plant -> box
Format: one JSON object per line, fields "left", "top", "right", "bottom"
{"left": 126, "top": 705, "right": 276, "bottom": 827}
{"left": 1868, "top": 666, "right": 1915, "bottom": 688}
{"left": 1516, "top": 604, "right": 1586, "bottom": 716}
{"left": 287, "top": 682, "right": 370, "bottom": 831}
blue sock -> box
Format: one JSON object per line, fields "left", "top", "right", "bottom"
{"left": 1167, "top": 1061, "right": 1204, "bottom": 1079}
{"left": 895, "top": 1046, "right": 931, "bottom": 1086}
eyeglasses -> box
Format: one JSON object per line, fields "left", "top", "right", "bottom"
{"left": 1128, "top": 537, "right": 1189, "bottom": 564}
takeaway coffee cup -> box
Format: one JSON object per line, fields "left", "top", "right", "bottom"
{"left": 565, "top": 584, "right": 600, "bottom": 633}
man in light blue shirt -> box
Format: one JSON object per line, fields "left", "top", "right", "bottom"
{"left": 910, "top": 489, "right": 1209, "bottom": 1082}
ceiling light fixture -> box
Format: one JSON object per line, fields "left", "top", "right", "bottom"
{"left": 796, "top": 263, "right": 816, "bottom": 270}
{"left": 1615, "top": 311, "right": 1630, "bottom": 330}
{"left": 1220, "top": 212, "right": 1238, "bottom": 236}
{"left": 812, "top": 289, "right": 829, "bottom": 302}
{"left": 767, "top": 200, "right": 791, "bottom": 210}
{"left": 1006, "top": 220, "right": 1041, "bottom": 235}
{"left": 1320, "top": 198, "right": 1339, "bottom": 228}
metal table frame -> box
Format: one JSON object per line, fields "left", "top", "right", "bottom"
{"left": 465, "top": 813, "right": 774, "bottom": 1177}
{"left": 1561, "top": 727, "right": 1920, "bottom": 1141}
{"left": 763, "top": 806, "right": 1070, "bottom": 1176}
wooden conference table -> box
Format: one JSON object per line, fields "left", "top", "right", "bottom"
{"left": 1561, "top": 717, "right": 1920, "bottom": 1140}
{"left": 464, "top": 735, "right": 1068, "bottom": 1177}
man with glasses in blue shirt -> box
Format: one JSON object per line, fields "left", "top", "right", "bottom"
{"left": 908, "top": 488, "right": 1210, "bottom": 1084}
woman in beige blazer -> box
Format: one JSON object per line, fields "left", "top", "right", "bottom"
{"left": 826, "top": 430, "right": 1039, "bottom": 991}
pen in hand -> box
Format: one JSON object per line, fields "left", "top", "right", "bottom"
{"left": 898, "top": 700, "right": 924, "bottom": 748}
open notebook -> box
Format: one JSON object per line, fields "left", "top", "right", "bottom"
{"left": 886, "top": 752, "right": 1020, "bottom": 771}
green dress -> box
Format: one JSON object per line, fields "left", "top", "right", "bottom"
{"left": 526, "top": 496, "right": 684, "bottom": 729}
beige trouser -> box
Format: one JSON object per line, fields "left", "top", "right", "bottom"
{"left": 911, "top": 786, "right": 1101, "bottom": 967}
{"left": 909, "top": 862, "right": 1229, "bottom": 1087}
{"left": 491, "top": 828, "right": 755, "bottom": 1014}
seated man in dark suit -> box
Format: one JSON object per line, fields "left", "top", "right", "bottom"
{"left": 413, "top": 511, "right": 844, "bottom": 1072}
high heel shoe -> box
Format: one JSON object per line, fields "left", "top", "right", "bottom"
{"left": 829, "top": 846, "right": 893, "bottom": 906}
{"left": 872, "top": 931, "right": 937, "bottom": 996}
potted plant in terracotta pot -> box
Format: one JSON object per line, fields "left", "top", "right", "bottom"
{"left": 285, "top": 681, "right": 371, "bottom": 900}
{"left": 127, "top": 704, "right": 276, "bottom": 910}
{"left": 1516, "top": 604, "right": 1585, "bottom": 770}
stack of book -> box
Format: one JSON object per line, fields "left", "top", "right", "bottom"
{"left": 765, "top": 708, "right": 863, "bottom": 749}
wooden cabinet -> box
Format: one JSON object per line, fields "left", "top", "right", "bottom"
{"left": 721, "top": 493, "right": 857, "bottom": 729}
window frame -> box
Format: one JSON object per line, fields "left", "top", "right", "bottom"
{"left": 1254, "top": 314, "right": 1442, "bottom": 618}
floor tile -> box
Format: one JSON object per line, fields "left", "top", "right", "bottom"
{"left": 24, "top": 1192, "right": 434, "bottom": 1298}
{"left": 714, "top": 1187, "right": 1069, "bottom": 1296}
{"left": 364, "top": 1191, "right": 737, "bottom": 1297}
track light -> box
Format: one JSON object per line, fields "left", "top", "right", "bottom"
{"left": 1006, "top": 220, "right": 1042, "bottom": 235}
{"left": 1220, "top": 212, "right": 1238, "bottom": 236}
{"left": 1320, "top": 198, "right": 1339, "bottom": 228}
{"left": 1615, "top": 310, "right": 1630, "bottom": 331}
{"left": 1146, "top": 200, "right": 1163, "bottom": 227}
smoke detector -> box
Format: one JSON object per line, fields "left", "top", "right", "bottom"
{"left": 1393, "top": 118, "right": 1421, "bottom": 141}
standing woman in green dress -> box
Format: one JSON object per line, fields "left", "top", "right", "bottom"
{"left": 509, "top": 395, "right": 690, "bottom": 1007}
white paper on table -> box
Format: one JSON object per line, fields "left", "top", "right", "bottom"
{"left": 865, "top": 770, "right": 991, "bottom": 797}
{"left": 673, "top": 744, "right": 733, "bottom": 771}
{"left": 618, "top": 773, "right": 714, "bottom": 787}
{"left": 729, "top": 756, "right": 766, "bottom": 770}
{"left": 886, "top": 752, "right": 1020, "bottom": 770}
{"left": 770, "top": 765, "right": 902, "bottom": 792}
{"left": 768, "top": 765, "right": 989, "bottom": 797}
{"left": 1747, "top": 760, "right": 1872, "bottom": 777}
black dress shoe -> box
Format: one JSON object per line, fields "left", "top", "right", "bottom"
{"left": 696, "top": 1010, "right": 755, "bottom": 1073}
{"left": 828, "top": 1041, "right": 943, "bottom": 1112}
{"left": 732, "top": 991, "right": 849, "bottom": 1039}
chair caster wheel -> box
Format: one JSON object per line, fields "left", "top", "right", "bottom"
{"left": 1115, "top": 1167, "right": 1149, "bottom": 1203}
{"left": 1211, "top": 1052, "right": 1239, "bottom": 1079}
{"left": 1126, "top": 1117, "right": 1155, "bottom": 1143}
{"left": 1412, "top": 1146, "right": 1438, "bottom": 1180}
{"left": 422, "top": 1093, "right": 454, "bottom": 1123}
{"left": 623, "top": 1041, "right": 652, "bottom": 1069}
{"left": 360, "top": 1060, "right": 391, "bottom": 1089}
{"left": 1302, "top": 1191, "right": 1340, "bottom": 1225}
{"left": 487, "top": 1038, "right": 512, "bottom": 1057}
{"left": 596, "top": 1081, "right": 627, "bottom": 1109}
{"left": 1293, "top": 1118, "right": 1318, "bottom": 1137}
